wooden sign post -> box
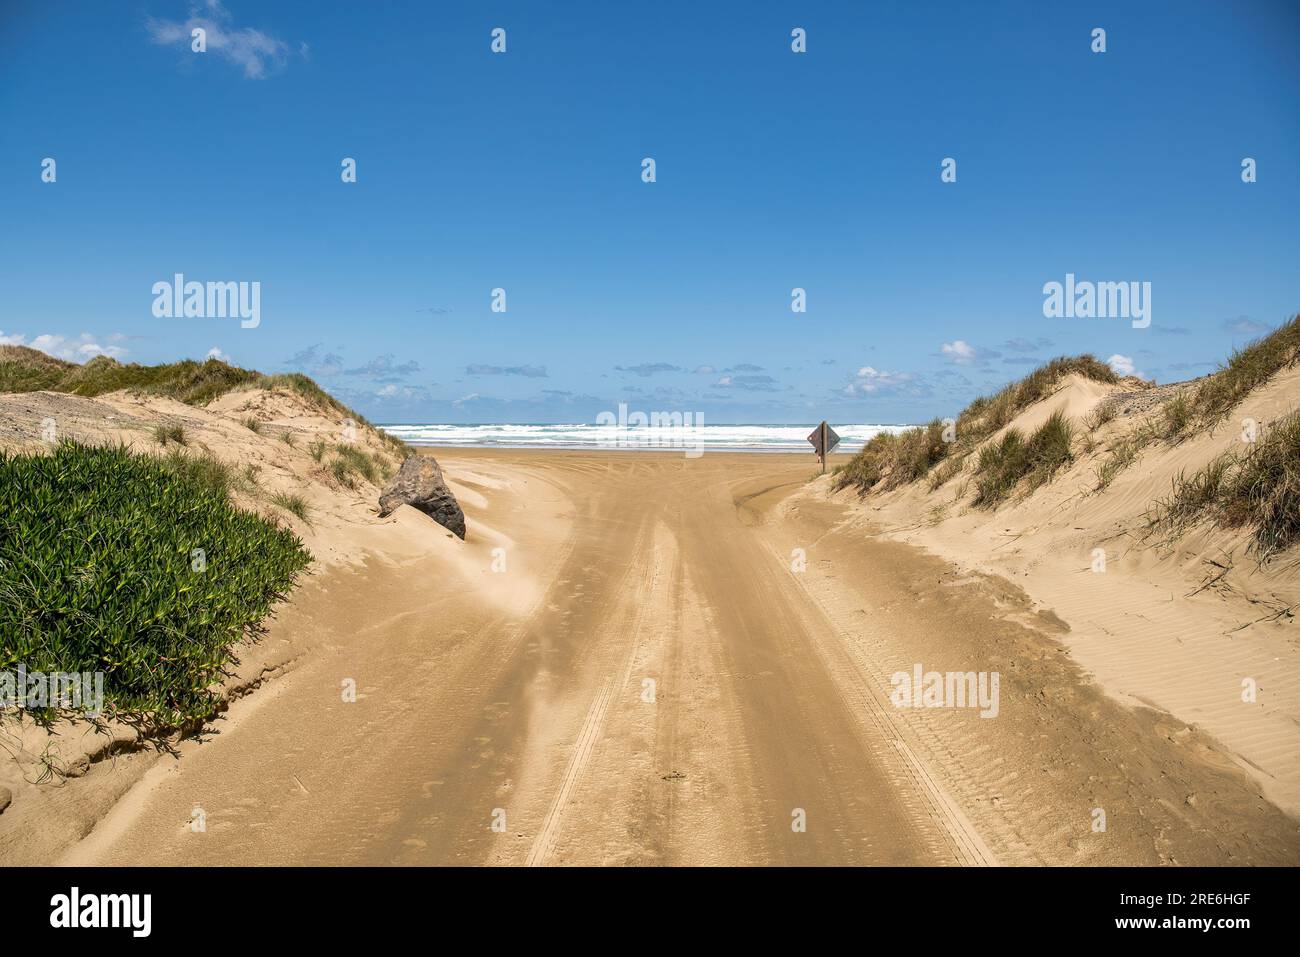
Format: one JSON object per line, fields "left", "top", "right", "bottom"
{"left": 806, "top": 421, "right": 841, "bottom": 473}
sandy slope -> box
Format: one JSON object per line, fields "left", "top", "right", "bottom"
{"left": 842, "top": 370, "right": 1300, "bottom": 819}
{"left": 3, "top": 442, "right": 1294, "bottom": 865}
{"left": 0, "top": 383, "right": 421, "bottom": 860}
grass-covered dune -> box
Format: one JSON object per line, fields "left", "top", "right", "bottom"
{"left": 837, "top": 315, "right": 1300, "bottom": 559}
{"left": 0, "top": 345, "right": 409, "bottom": 458}
{"left": 835, "top": 355, "right": 1118, "bottom": 499}
{"left": 0, "top": 347, "right": 419, "bottom": 727}
{"left": 0, "top": 441, "right": 311, "bottom": 726}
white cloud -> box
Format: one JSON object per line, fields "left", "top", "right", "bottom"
{"left": 843, "top": 365, "right": 912, "bottom": 396}
{"left": 146, "top": 0, "right": 297, "bottom": 79}
{"left": 1107, "top": 354, "right": 1138, "bottom": 377}
{"left": 452, "top": 393, "right": 480, "bottom": 407}
{"left": 715, "top": 375, "right": 733, "bottom": 387}
{"left": 2, "top": 331, "right": 127, "bottom": 362}
{"left": 940, "top": 340, "right": 975, "bottom": 364}
{"left": 206, "top": 346, "right": 230, "bottom": 362}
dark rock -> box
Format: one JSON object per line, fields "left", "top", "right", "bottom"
{"left": 378, "top": 455, "right": 466, "bottom": 539}
{"left": 0, "top": 785, "right": 11, "bottom": 814}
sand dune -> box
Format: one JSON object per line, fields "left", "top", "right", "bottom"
{"left": 844, "top": 369, "right": 1300, "bottom": 818}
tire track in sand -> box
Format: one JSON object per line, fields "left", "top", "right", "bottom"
{"left": 524, "top": 679, "right": 613, "bottom": 866}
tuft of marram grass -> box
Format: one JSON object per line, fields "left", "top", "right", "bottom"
{"left": 270, "top": 491, "right": 312, "bottom": 523}
{"left": 152, "top": 423, "right": 187, "bottom": 446}
{"left": 1151, "top": 411, "right": 1300, "bottom": 560}
{"left": 1094, "top": 438, "right": 1139, "bottom": 490}
{"left": 1087, "top": 401, "right": 1117, "bottom": 432}
{"left": 928, "top": 453, "right": 967, "bottom": 491}
{"left": 242, "top": 417, "right": 262, "bottom": 434}
{"left": 1220, "top": 412, "right": 1300, "bottom": 557}
{"left": 332, "top": 443, "right": 382, "bottom": 484}
{"left": 1161, "top": 393, "right": 1192, "bottom": 439}
{"left": 161, "top": 446, "right": 235, "bottom": 498}
{"left": 972, "top": 412, "right": 1073, "bottom": 508}
{"left": 327, "top": 456, "right": 356, "bottom": 489}
{"left": 1187, "top": 314, "right": 1300, "bottom": 423}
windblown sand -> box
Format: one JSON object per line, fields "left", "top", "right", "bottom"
{"left": 1, "top": 384, "right": 1298, "bottom": 865}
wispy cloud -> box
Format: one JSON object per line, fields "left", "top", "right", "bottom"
{"left": 146, "top": 0, "right": 299, "bottom": 79}
{"left": 465, "top": 363, "right": 548, "bottom": 378}
{"left": 1003, "top": 336, "right": 1053, "bottom": 353}
{"left": 714, "top": 373, "right": 779, "bottom": 392}
{"left": 939, "top": 340, "right": 1000, "bottom": 366}
{"left": 1222, "top": 315, "right": 1270, "bottom": 336}
{"left": 284, "top": 343, "right": 343, "bottom": 377}
{"left": 344, "top": 354, "right": 420, "bottom": 380}
{"left": 615, "top": 362, "right": 681, "bottom": 377}
{"left": 842, "top": 366, "right": 913, "bottom": 396}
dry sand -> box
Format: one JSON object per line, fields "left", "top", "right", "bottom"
{"left": 2, "top": 383, "right": 1298, "bottom": 865}
{"left": 847, "top": 371, "right": 1300, "bottom": 822}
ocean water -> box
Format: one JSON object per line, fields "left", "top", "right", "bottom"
{"left": 378, "top": 423, "right": 914, "bottom": 453}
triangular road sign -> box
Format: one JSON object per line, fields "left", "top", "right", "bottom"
{"left": 807, "top": 421, "right": 841, "bottom": 471}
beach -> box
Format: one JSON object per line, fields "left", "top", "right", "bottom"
{"left": 20, "top": 446, "right": 1293, "bottom": 867}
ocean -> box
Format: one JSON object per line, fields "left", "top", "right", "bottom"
{"left": 377, "top": 423, "right": 914, "bottom": 453}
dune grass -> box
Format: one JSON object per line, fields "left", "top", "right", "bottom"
{"left": 1, "top": 345, "right": 405, "bottom": 434}
{"left": 836, "top": 355, "right": 1113, "bottom": 495}
{"left": 330, "top": 443, "right": 387, "bottom": 485}
{"left": 1086, "top": 401, "right": 1117, "bottom": 432}
{"left": 327, "top": 456, "right": 356, "bottom": 488}
{"left": 1093, "top": 436, "right": 1142, "bottom": 490}
{"left": 0, "top": 346, "right": 414, "bottom": 467}
{"left": 972, "top": 412, "right": 1074, "bottom": 507}
{"left": 0, "top": 348, "right": 262, "bottom": 405}
{"left": 152, "top": 423, "right": 187, "bottom": 446}
{"left": 1150, "top": 411, "right": 1300, "bottom": 560}
{"left": 270, "top": 491, "right": 312, "bottom": 524}
{"left": 1186, "top": 315, "right": 1300, "bottom": 422}
{"left": 928, "top": 453, "right": 968, "bottom": 491}
{"left": 0, "top": 441, "right": 311, "bottom": 726}
{"left": 1161, "top": 393, "right": 1192, "bottom": 439}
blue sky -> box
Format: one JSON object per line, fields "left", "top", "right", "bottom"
{"left": 1, "top": 0, "right": 1297, "bottom": 424}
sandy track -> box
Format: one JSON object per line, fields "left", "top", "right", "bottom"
{"left": 59, "top": 451, "right": 1300, "bottom": 866}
